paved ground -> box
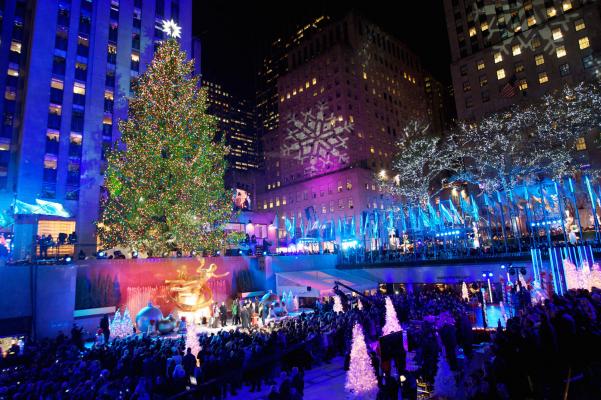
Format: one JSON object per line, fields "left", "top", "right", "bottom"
{"left": 224, "top": 356, "right": 348, "bottom": 400}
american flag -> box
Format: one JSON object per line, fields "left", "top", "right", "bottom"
{"left": 500, "top": 75, "right": 518, "bottom": 98}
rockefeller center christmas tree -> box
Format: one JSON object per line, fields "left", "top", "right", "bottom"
{"left": 98, "top": 38, "right": 232, "bottom": 255}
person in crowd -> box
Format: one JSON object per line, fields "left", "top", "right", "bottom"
{"left": 99, "top": 314, "right": 110, "bottom": 344}
{"left": 219, "top": 301, "right": 228, "bottom": 327}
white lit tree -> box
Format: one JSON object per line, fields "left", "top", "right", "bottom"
{"left": 378, "top": 120, "right": 460, "bottom": 205}
{"left": 433, "top": 351, "right": 457, "bottom": 399}
{"left": 345, "top": 322, "right": 378, "bottom": 399}
{"left": 382, "top": 296, "right": 402, "bottom": 336}
{"left": 333, "top": 295, "right": 344, "bottom": 313}
{"left": 462, "top": 282, "right": 469, "bottom": 301}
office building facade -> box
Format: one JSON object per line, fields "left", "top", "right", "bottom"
{"left": 444, "top": 0, "right": 601, "bottom": 120}
{"left": 256, "top": 13, "right": 431, "bottom": 249}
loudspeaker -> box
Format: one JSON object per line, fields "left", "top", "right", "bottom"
{"left": 307, "top": 286, "right": 312, "bottom": 292}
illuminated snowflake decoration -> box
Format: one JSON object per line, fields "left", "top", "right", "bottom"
{"left": 281, "top": 102, "right": 353, "bottom": 176}
{"left": 161, "top": 19, "right": 181, "bottom": 39}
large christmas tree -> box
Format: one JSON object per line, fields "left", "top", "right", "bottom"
{"left": 98, "top": 38, "right": 232, "bottom": 255}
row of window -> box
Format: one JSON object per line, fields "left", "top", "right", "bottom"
{"left": 464, "top": 56, "right": 594, "bottom": 109}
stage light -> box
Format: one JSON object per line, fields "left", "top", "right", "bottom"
{"left": 216, "top": 250, "right": 220, "bottom": 256}
{"left": 501, "top": 265, "right": 505, "bottom": 269}
{"left": 482, "top": 273, "right": 487, "bottom": 278}
{"left": 488, "top": 272, "right": 493, "bottom": 277}
{"left": 97, "top": 251, "right": 106, "bottom": 258}
{"left": 262, "top": 251, "right": 267, "bottom": 256}
{"left": 238, "top": 250, "right": 243, "bottom": 255}
{"left": 65, "top": 256, "right": 72, "bottom": 263}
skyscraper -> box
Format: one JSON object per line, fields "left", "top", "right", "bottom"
{"left": 443, "top": 0, "right": 600, "bottom": 120}
{"left": 255, "top": 16, "right": 330, "bottom": 141}
{"left": 1, "top": 0, "right": 193, "bottom": 258}
{"left": 202, "top": 78, "right": 259, "bottom": 174}
{"left": 256, "top": 12, "right": 430, "bottom": 247}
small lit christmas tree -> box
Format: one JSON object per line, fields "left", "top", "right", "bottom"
{"left": 382, "top": 297, "right": 401, "bottom": 336}
{"left": 333, "top": 295, "right": 344, "bottom": 313}
{"left": 110, "top": 309, "right": 122, "bottom": 335}
{"left": 292, "top": 295, "right": 299, "bottom": 312}
{"left": 121, "top": 307, "right": 133, "bottom": 335}
{"left": 345, "top": 322, "right": 378, "bottom": 399}
{"left": 462, "top": 281, "right": 469, "bottom": 301}
{"left": 433, "top": 351, "right": 456, "bottom": 399}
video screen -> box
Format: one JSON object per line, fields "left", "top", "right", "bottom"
{"left": 233, "top": 188, "right": 251, "bottom": 211}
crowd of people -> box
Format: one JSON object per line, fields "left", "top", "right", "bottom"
{"left": 1, "top": 285, "right": 599, "bottom": 399}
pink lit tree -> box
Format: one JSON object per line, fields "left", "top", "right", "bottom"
{"left": 345, "top": 322, "right": 378, "bottom": 399}
{"left": 382, "top": 296, "right": 402, "bottom": 336}
{"left": 333, "top": 295, "right": 344, "bottom": 313}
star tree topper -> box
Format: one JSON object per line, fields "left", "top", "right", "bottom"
{"left": 162, "top": 19, "right": 182, "bottom": 39}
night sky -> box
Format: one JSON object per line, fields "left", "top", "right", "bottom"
{"left": 193, "top": 1, "right": 451, "bottom": 101}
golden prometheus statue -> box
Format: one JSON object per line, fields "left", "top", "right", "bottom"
{"left": 165, "top": 258, "right": 229, "bottom": 312}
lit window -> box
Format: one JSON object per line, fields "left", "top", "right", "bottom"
{"left": 576, "top": 137, "right": 586, "bottom": 151}
{"left": 51, "top": 78, "right": 64, "bottom": 90}
{"left": 512, "top": 44, "right": 521, "bottom": 56}
{"left": 286, "top": 93, "right": 290, "bottom": 99}
{"left": 479, "top": 76, "right": 488, "bottom": 87}
{"left": 104, "top": 90, "right": 114, "bottom": 100}
{"left": 292, "top": 89, "right": 297, "bottom": 96}
{"left": 370, "top": 147, "right": 375, "bottom": 154}
{"left": 518, "top": 79, "right": 528, "bottom": 90}
{"left": 496, "top": 68, "right": 506, "bottom": 80}
{"left": 527, "top": 16, "right": 536, "bottom": 27}
{"left": 346, "top": 180, "right": 352, "bottom": 190}
{"left": 305, "top": 81, "right": 310, "bottom": 88}
{"left": 532, "top": 37, "right": 541, "bottom": 49}
{"left": 515, "top": 63, "right": 525, "bottom": 73}
{"left": 363, "top": 72, "right": 367, "bottom": 80}
{"left": 494, "top": 52, "right": 503, "bottom": 63}
{"left": 556, "top": 45, "right": 567, "bottom": 58}
{"left": 547, "top": 7, "right": 556, "bottom": 18}
{"left": 7, "top": 68, "right": 18, "bottom": 77}
{"left": 44, "top": 156, "right": 58, "bottom": 169}
{"left": 578, "top": 37, "right": 590, "bottom": 50}
{"left": 73, "top": 82, "right": 86, "bottom": 95}
{"left": 563, "top": 0, "right": 572, "bottom": 11}
{"left": 552, "top": 28, "right": 563, "bottom": 41}
{"left": 469, "top": 27, "right": 477, "bottom": 37}
{"left": 49, "top": 104, "right": 62, "bottom": 115}
{"left": 476, "top": 59, "right": 485, "bottom": 70}
{"left": 4, "top": 88, "right": 16, "bottom": 101}
{"left": 575, "top": 19, "right": 585, "bottom": 31}
{"left": 10, "top": 41, "right": 21, "bottom": 53}
{"left": 480, "top": 21, "right": 489, "bottom": 31}
{"left": 535, "top": 54, "right": 545, "bottom": 66}
{"left": 538, "top": 72, "right": 549, "bottom": 84}
{"left": 312, "top": 77, "right": 317, "bottom": 85}
{"left": 280, "top": 96, "right": 284, "bottom": 102}
{"left": 131, "top": 53, "right": 140, "bottom": 62}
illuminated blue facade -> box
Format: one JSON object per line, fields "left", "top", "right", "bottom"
{"left": 0, "top": 0, "right": 195, "bottom": 258}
